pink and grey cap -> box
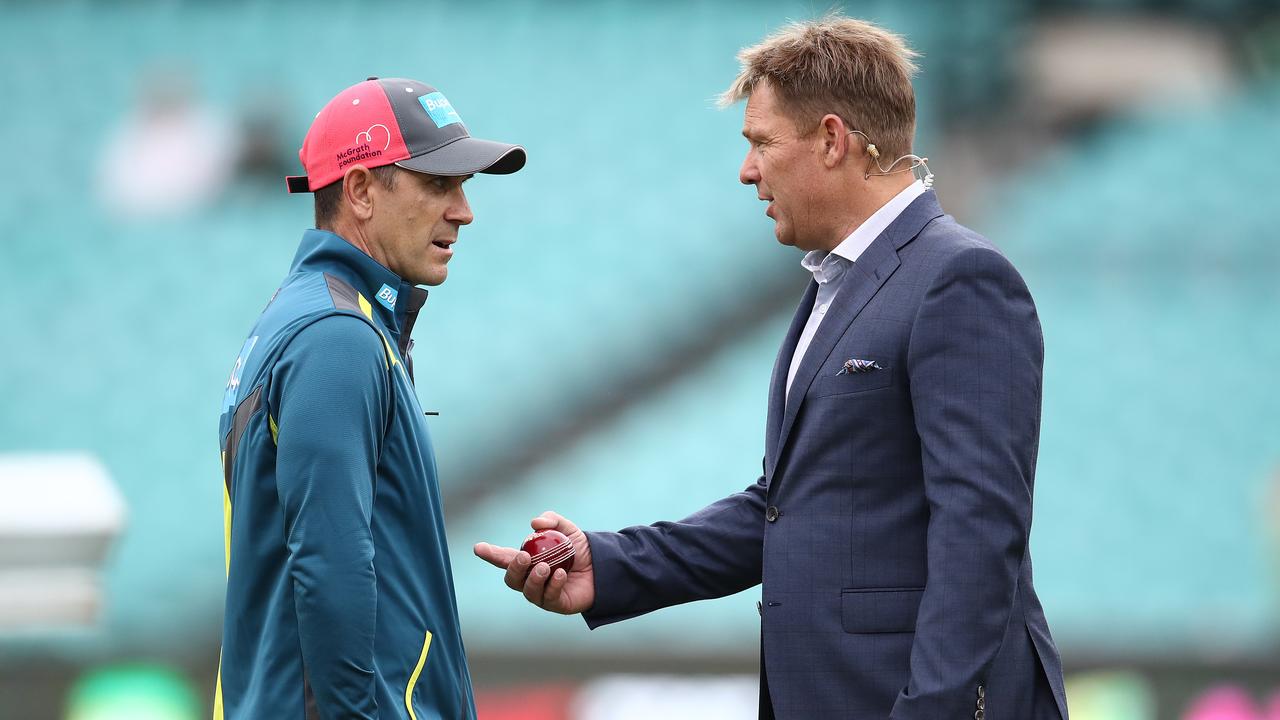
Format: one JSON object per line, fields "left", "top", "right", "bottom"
{"left": 286, "top": 76, "right": 525, "bottom": 193}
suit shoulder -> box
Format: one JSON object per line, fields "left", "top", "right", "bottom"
{"left": 912, "top": 214, "right": 1002, "bottom": 258}
{"left": 905, "top": 215, "right": 1023, "bottom": 283}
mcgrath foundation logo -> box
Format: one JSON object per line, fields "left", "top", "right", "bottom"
{"left": 337, "top": 125, "right": 391, "bottom": 169}
{"left": 356, "top": 124, "right": 391, "bottom": 150}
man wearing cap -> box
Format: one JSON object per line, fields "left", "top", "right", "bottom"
{"left": 215, "top": 77, "right": 524, "bottom": 720}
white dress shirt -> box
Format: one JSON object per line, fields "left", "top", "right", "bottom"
{"left": 785, "top": 180, "right": 926, "bottom": 400}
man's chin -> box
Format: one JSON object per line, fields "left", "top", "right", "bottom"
{"left": 417, "top": 267, "right": 448, "bottom": 287}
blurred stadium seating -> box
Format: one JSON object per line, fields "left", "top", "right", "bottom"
{"left": 987, "top": 80, "right": 1280, "bottom": 659}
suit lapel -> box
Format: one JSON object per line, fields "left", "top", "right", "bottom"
{"left": 765, "top": 280, "right": 817, "bottom": 478}
{"left": 771, "top": 190, "right": 945, "bottom": 474}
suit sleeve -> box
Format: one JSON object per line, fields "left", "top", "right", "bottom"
{"left": 270, "top": 315, "right": 390, "bottom": 720}
{"left": 892, "top": 246, "right": 1044, "bottom": 719}
{"left": 582, "top": 471, "right": 767, "bottom": 627}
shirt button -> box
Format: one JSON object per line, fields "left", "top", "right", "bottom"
{"left": 766, "top": 506, "right": 780, "bottom": 522}
{"left": 818, "top": 304, "right": 828, "bottom": 314}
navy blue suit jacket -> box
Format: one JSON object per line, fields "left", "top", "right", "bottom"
{"left": 584, "top": 192, "right": 1068, "bottom": 719}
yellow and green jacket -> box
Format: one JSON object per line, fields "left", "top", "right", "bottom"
{"left": 216, "top": 229, "right": 475, "bottom": 720}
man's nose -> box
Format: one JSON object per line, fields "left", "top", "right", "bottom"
{"left": 739, "top": 151, "right": 760, "bottom": 186}
{"left": 448, "top": 188, "right": 474, "bottom": 226}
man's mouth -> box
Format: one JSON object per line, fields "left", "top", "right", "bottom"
{"left": 759, "top": 195, "right": 775, "bottom": 218}
{"left": 432, "top": 239, "right": 454, "bottom": 250}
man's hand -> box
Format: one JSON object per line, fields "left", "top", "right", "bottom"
{"left": 473, "top": 511, "right": 595, "bottom": 615}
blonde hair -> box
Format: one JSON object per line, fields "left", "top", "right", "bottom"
{"left": 720, "top": 15, "right": 920, "bottom": 162}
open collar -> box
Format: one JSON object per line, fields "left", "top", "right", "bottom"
{"left": 289, "top": 229, "right": 428, "bottom": 340}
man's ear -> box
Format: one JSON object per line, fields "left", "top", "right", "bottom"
{"left": 342, "top": 165, "right": 376, "bottom": 221}
{"left": 818, "top": 113, "right": 849, "bottom": 169}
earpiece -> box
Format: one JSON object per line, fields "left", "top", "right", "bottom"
{"left": 846, "top": 129, "right": 933, "bottom": 187}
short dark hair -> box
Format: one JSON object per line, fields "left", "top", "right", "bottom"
{"left": 313, "top": 164, "right": 400, "bottom": 229}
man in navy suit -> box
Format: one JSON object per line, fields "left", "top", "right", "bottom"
{"left": 476, "top": 15, "right": 1068, "bottom": 719}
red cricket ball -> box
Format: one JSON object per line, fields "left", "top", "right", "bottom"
{"left": 520, "top": 529, "right": 576, "bottom": 575}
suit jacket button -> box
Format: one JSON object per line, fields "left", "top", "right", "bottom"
{"left": 766, "top": 506, "right": 780, "bottom": 522}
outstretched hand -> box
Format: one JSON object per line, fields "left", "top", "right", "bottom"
{"left": 473, "top": 511, "right": 595, "bottom": 615}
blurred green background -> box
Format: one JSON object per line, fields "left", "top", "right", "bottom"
{"left": 1, "top": 1, "right": 1278, "bottom": 718}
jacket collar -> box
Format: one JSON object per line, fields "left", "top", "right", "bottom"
{"left": 765, "top": 190, "right": 945, "bottom": 482}
{"left": 289, "top": 229, "right": 428, "bottom": 340}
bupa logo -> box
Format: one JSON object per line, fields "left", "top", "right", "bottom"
{"left": 376, "top": 283, "right": 398, "bottom": 311}
{"left": 422, "top": 95, "right": 449, "bottom": 111}
{"left": 222, "top": 336, "right": 258, "bottom": 411}
{"left": 418, "top": 92, "right": 462, "bottom": 128}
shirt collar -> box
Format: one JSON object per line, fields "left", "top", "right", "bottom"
{"left": 800, "top": 180, "right": 926, "bottom": 282}
{"left": 800, "top": 249, "right": 849, "bottom": 285}
{"left": 288, "top": 228, "right": 428, "bottom": 338}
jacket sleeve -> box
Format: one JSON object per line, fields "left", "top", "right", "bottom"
{"left": 892, "top": 246, "right": 1044, "bottom": 719}
{"left": 582, "top": 471, "right": 767, "bottom": 628}
{"left": 270, "top": 315, "right": 391, "bottom": 720}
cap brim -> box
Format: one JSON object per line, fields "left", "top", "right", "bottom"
{"left": 396, "top": 136, "right": 526, "bottom": 177}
